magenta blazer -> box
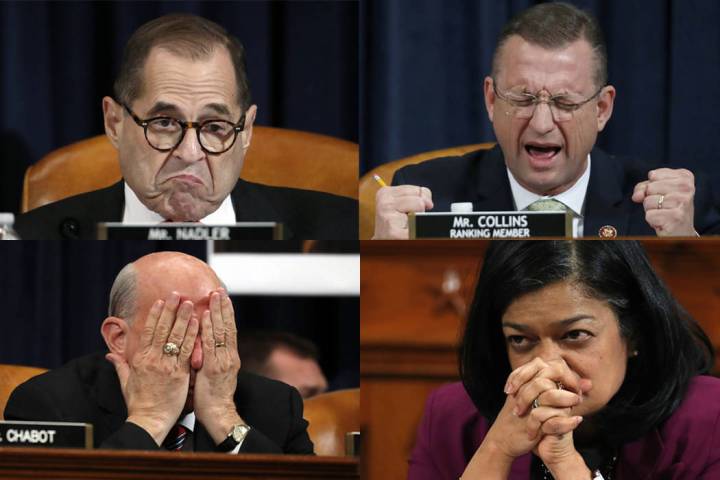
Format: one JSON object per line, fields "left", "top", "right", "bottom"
{"left": 409, "top": 376, "right": 720, "bottom": 479}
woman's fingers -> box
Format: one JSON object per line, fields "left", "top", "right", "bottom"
{"left": 514, "top": 380, "right": 582, "bottom": 416}
{"left": 525, "top": 405, "right": 583, "bottom": 440}
{"left": 505, "top": 357, "right": 547, "bottom": 394}
{"left": 506, "top": 358, "right": 583, "bottom": 396}
{"left": 541, "top": 415, "right": 583, "bottom": 437}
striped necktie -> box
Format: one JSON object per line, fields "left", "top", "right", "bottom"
{"left": 526, "top": 198, "right": 567, "bottom": 212}
{"left": 163, "top": 424, "right": 189, "bottom": 451}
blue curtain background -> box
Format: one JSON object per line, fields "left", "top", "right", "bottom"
{"left": 0, "top": 0, "right": 358, "bottom": 214}
{"left": 360, "top": 0, "right": 720, "bottom": 197}
{"left": 0, "top": 241, "right": 359, "bottom": 392}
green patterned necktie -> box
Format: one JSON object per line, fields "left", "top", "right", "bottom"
{"left": 526, "top": 198, "right": 567, "bottom": 212}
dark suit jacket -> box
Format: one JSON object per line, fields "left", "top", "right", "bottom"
{"left": 409, "top": 377, "right": 720, "bottom": 479}
{"left": 4, "top": 352, "right": 314, "bottom": 453}
{"left": 14, "top": 180, "right": 358, "bottom": 240}
{"left": 393, "top": 146, "right": 720, "bottom": 236}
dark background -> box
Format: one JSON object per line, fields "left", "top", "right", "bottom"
{"left": 360, "top": 0, "right": 720, "bottom": 196}
{"left": 0, "top": 0, "right": 358, "bottom": 215}
{"left": 0, "top": 241, "right": 359, "bottom": 392}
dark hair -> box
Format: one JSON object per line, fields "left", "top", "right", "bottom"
{"left": 237, "top": 330, "right": 320, "bottom": 376}
{"left": 114, "top": 13, "right": 252, "bottom": 111}
{"left": 459, "top": 241, "right": 714, "bottom": 445}
{"left": 492, "top": 2, "right": 608, "bottom": 88}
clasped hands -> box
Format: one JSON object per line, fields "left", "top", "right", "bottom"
{"left": 106, "top": 288, "right": 243, "bottom": 446}
{"left": 468, "top": 358, "right": 593, "bottom": 479}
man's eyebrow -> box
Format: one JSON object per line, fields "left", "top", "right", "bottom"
{"left": 144, "top": 102, "right": 234, "bottom": 119}
{"left": 201, "top": 103, "right": 233, "bottom": 118}
{"left": 501, "top": 315, "right": 596, "bottom": 331}
{"left": 146, "top": 102, "right": 182, "bottom": 117}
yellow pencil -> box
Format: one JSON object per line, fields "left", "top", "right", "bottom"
{"left": 372, "top": 174, "right": 388, "bottom": 187}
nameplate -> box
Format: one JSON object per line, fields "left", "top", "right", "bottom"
{"left": 0, "top": 421, "right": 93, "bottom": 449}
{"left": 409, "top": 211, "right": 571, "bottom": 239}
{"left": 97, "top": 222, "right": 283, "bottom": 240}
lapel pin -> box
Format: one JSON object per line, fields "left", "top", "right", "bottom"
{"left": 598, "top": 225, "right": 617, "bottom": 239}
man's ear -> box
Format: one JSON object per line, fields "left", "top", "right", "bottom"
{"left": 596, "top": 85, "right": 616, "bottom": 132}
{"left": 101, "top": 316, "right": 129, "bottom": 355}
{"left": 483, "top": 76, "right": 496, "bottom": 123}
{"left": 240, "top": 104, "right": 258, "bottom": 149}
{"left": 102, "top": 96, "right": 123, "bottom": 149}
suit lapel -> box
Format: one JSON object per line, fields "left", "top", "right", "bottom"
{"left": 58, "top": 182, "right": 125, "bottom": 239}
{"left": 583, "top": 149, "right": 634, "bottom": 237}
{"left": 110, "top": 181, "right": 126, "bottom": 220}
{"left": 87, "top": 181, "right": 125, "bottom": 223}
{"left": 472, "top": 146, "right": 516, "bottom": 212}
{"left": 93, "top": 354, "right": 130, "bottom": 444}
{"left": 230, "top": 179, "right": 295, "bottom": 239}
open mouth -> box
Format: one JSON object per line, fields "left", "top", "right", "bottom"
{"left": 525, "top": 143, "right": 562, "bottom": 160}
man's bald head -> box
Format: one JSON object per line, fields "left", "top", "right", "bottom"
{"left": 107, "top": 252, "right": 222, "bottom": 324}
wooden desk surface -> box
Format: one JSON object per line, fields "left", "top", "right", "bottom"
{"left": 0, "top": 447, "right": 359, "bottom": 479}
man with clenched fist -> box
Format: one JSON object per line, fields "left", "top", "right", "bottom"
{"left": 4, "top": 252, "right": 313, "bottom": 453}
{"left": 372, "top": 3, "right": 720, "bottom": 239}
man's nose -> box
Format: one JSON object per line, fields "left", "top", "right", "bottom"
{"left": 190, "top": 334, "right": 203, "bottom": 370}
{"left": 174, "top": 127, "right": 205, "bottom": 163}
{"left": 528, "top": 101, "right": 556, "bottom": 134}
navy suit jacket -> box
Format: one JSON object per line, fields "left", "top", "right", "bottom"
{"left": 4, "top": 352, "right": 313, "bottom": 453}
{"left": 14, "top": 179, "right": 358, "bottom": 240}
{"left": 393, "top": 146, "right": 720, "bottom": 236}
{"left": 409, "top": 377, "right": 720, "bottom": 479}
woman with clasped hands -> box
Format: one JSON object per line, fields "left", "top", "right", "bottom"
{"left": 408, "top": 241, "right": 720, "bottom": 479}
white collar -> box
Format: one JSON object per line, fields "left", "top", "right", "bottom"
{"left": 507, "top": 154, "right": 591, "bottom": 218}
{"left": 122, "top": 182, "right": 236, "bottom": 224}
{"left": 178, "top": 412, "right": 195, "bottom": 432}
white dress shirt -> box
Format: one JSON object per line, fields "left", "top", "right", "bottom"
{"left": 507, "top": 155, "right": 591, "bottom": 238}
{"left": 122, "top": 182, "right": 236, "bottom": 224}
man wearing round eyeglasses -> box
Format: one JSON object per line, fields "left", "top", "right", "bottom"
{"left": 14, "top": 14, "right": 357, "bottom": 239}
{"left": 373, "top": 3, "right": 720, "bottom": 238}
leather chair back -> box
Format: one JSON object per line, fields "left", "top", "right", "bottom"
{"left": 303, "top": 388, "right": 359, "bottom": 456}
{"left": 0, "top": 364, "right": 48, "bottom": 420}
{"left": 358, "top": 143, "right": 495, "bottom": 239}
{"left": 22, "top": 126, "right": 358, "bottom": 213}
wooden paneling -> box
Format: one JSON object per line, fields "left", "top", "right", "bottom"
{"left": 643, "top": 241, "right": 720, "bottom": 370}
{"left": 360, "top": 240, "right": 720, "bottom": 480}
{"left": 360, "top": 380, "right": 442, "bottom": 480}
{"left": 0, "top": 448, "right": 358, "bottom": 479}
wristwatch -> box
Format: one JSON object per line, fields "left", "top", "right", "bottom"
{"left": 216, "top": 423, "right": 251, "bottom": 452}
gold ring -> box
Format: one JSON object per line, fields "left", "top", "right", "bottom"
{"left": 658, "top": 194, "right": 665, "bottom": 210}
{"left": 163, "top": 342, "right": 180, "bottom": 356}
{"left": 215, "top": 341, "right": 226, "bottom": 348}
